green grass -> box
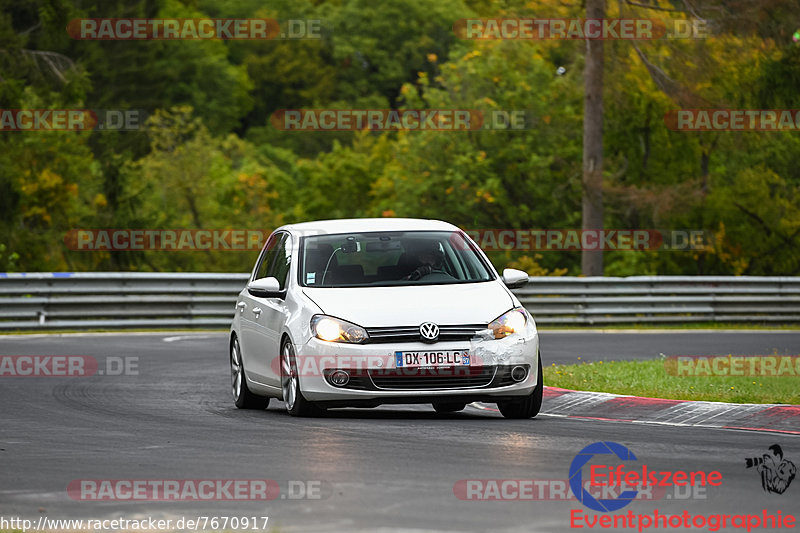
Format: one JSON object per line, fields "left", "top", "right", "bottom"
{"left": 543, "top": 357, "right": 800, "bottom": 404}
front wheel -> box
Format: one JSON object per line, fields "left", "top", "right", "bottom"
{"left": 280, "top": 340, "right": 324, "bottom": 417}
{"left": 231, "top": 336, "right": 269, "bottom": 410}
{"left": 497, "top": 354, "right": 543, "bottom": 419}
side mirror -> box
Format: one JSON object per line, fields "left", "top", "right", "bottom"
{"left": 501, "top": 268, "right": 529, "bottom": 289}
{"left": 248, "top": 277, "right": 282, "bottom": 298}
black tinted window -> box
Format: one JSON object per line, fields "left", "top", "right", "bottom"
{"left": 301, "top": 231, "right": 492, "bottom": 287}
{"left": 269, "top": 233, "right": 292, "bottom": 290}
{"left": 254, "top": 233, "right": 281, "bottom": 281}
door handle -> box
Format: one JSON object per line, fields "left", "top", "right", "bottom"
{"left": 252, "top": 307, "right": 262, "bottom": 319}
{"left": 236, "top": 302, "right": 247, "bottom": 313}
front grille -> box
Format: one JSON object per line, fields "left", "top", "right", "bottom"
{"left": 365, "top": 324, "right": 487, "bottom": 344}
{"left": 325, "top": 365, "right": 529, "bottom": 391}
{"left": 368, "top": 366, "right": 496, "bottom": 390}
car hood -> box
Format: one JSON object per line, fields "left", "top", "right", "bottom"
{"left": 302, "top": 282, "right": 515, "bottom": 327}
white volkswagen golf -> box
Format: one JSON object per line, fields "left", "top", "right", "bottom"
{"left": 229, "top": 218, "right": 542, "bottom": 418}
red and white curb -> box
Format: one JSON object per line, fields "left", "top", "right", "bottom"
{"left": 474, "top": 387, "right": 800, "bottom": 435}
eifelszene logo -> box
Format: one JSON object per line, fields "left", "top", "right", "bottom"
{"left": 569, "top": 441, "right": 723, "bottom": 513}
{"left": 745, "top": 445, "right": 796, "bottom": 495}
{"left": 569, "top": 442, "right": 639, "bottom": 512}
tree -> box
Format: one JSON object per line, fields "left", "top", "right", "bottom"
{"left": 118, "top": 106, "right": 292, "bottom": 272}
{"left": 581, "top": 0, "right": 605, "bottom": 276}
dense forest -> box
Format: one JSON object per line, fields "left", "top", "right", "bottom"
{"left": 1, "top": 0, "right": 798, "bottom": 275}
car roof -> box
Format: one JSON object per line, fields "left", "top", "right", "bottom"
{"left": 279, "top": 218, "right": 459, "bottom": 236}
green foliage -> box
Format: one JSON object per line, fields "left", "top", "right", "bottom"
{"left": 104, "top": 106, "right": 292, "bottom": 272}
{"left": 72, "top": 0, "right": 255, "bottom": 133}
{"left": 0, "top": 243, "right": 19, "bottom": 271}
{"left": 0, "top": 0, "right": 798, "bottom": 276}
{"left": 704, "top": 167, "right": 800, "bottom": 275}
{"left": 322, "top": 0, "right": 470, "bottom": 106}
{"left": 506, "top": 254, "right": 567, "bottom": 276}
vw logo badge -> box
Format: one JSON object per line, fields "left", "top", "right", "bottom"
{"left": 419, "top": 322, "right": 440, "bottom": 342}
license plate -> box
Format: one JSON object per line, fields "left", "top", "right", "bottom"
{"left": 395, "top": 350, "right": 470, "bottom": 368}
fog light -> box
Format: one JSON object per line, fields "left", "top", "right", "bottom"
{"left": 511, "top": 365, "right": 527, "bottom": 382}
{"left": 329, "top": 369, "right": 350, "bottom": 387}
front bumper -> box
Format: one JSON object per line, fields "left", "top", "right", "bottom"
{"left": 293, "top": 329, "right": 539, "bottom": 403}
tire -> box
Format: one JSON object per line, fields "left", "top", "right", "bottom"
{"left": 497, "top": 353, "right": 543, "bottom": 419}
{"left": 432, "top": 402, "right": 466, "bottom": 413}
{"left": 231, "top": 336, "right": 269, "bottom": 410}
{"left": 280, "top": 339, "right": 324, "bottom": 417}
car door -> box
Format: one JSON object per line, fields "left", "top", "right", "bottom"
{"left": 240, "top": 232, "right": 292, "bottom": 388}
{"left": 239, "top": 232, "right": 282, "bottom": 389}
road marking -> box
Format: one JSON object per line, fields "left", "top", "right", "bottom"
{"left": 163, "top": 335, "right": 213, "bottom": 342}
{"left": 469, "top": 402, "right": 499, "bottom": 412}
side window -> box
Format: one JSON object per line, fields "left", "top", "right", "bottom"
{"left": 269, "top": 234, "right": 292, "bottom": 290}
{"left": 254, "top": 234, "right": 281, "bottom": 281}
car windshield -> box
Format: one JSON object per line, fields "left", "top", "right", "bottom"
{"left": 300, "top": 230, "right": 493, "bottom": 287}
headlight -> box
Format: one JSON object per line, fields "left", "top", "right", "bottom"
{"left": 488, "top": 308, "right": 527, "bottom": 339}
{"left": 311, "top": 315, "right": 369, "bottom": 344}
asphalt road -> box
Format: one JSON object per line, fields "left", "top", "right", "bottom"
{"left": 1, "top": 332, "right": 798, "bottom": 532}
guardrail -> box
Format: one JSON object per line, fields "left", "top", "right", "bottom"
{"left": 0, "top": 273, "right": 798, "bottom": 330}
{"left": 0, "top": 273, "right": 247, "bottom": 330}
{"left": 514, "top": 276, "right": 800, "bottom": 324}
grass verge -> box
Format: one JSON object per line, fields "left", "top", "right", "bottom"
{"left": 543, "top": 358, "right": 800, "bottom": 404}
